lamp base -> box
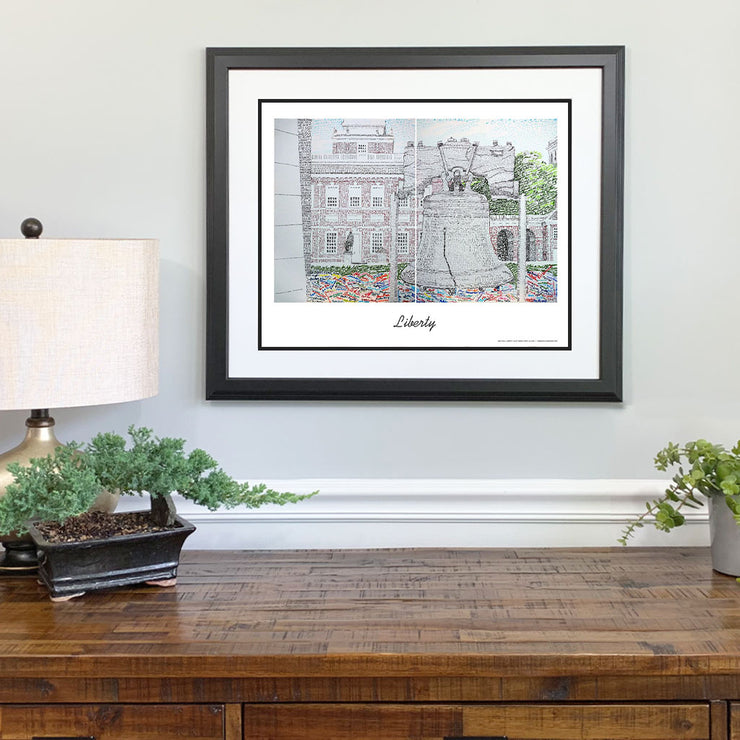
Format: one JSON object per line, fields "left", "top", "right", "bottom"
{"left": 0, "top": 410, "right": 61, "bottom": 497}
{"left": 0, "top": 540, "right": 37, "bottom": 573}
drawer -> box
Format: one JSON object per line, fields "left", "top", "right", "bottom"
{"left": 0, "top": 704, "right": 225, "bottom": 739}
{"left": 244, "top": 703, "right": 710, "bottom": 740}
{"left": 731, "top": 702, "right": 740, "bottom": 737}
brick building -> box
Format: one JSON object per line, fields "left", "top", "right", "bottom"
{"left": 310, "top": 120, "right": 418, "bottom": 267}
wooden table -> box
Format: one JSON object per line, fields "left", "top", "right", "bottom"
{"left": 1, "top": 547, "right": 739, "bottom": 739}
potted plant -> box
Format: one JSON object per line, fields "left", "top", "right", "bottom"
{"left": 620, "top": 439, "right": 740, "bottom": 575}
{"left": 0, "top": 426, "right": 316, "bottom": 600}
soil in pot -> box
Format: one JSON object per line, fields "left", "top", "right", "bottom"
{"left": 34, "top": 510, "right": 179, "bottom": 544}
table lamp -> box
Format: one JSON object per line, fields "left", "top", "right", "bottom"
{"left": 0, "top": 218, "right": 159, "bottom": 570}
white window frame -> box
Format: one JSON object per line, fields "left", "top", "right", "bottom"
{"left": 357, "top": 142, "right": 368, "bottom": 155}
{"left": 325, "top": 185, "right": 339, "bottom": 209}
{"left": 396, "top": 232, "right": 409, "bottom": 254}
{"left": 325, "top": 232, "right": 338, "bottom": 254}
{"left": 348, "top": 185, "right": 361, "bottom": 208}
{"left": 371, "top": 232, "right": 384, "bottom": 254}
{"left": 371, "top": 185, "right": 384, "bottom": 208}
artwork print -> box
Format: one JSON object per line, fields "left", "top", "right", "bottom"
{"left": 207, "top": 47, "right": 624, "bottom": 401}
{"left": 262, "top": 100, "right": 570, "bottom": 351}
{"left": 276, "top": 116, "right": 559, "bottom": 308}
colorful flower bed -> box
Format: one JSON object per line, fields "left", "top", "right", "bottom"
{"left": 308, "top": 269, "right": 556, "bottom": 303}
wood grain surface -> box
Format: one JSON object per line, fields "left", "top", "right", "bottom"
{"left": 729, "top": 702, "right": 740, "bottom": 738}
{"left": 0, "top": 704, "right": 224, "bottom": 739}
{"left": 0, "top": 547, "right": 738, "bottom": 684}
{"left": 243, "top": 703, "right": 711, "bottom": 740}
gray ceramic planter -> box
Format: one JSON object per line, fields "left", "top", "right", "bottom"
{"left": 27, "top": 514, "right": 196, "bottom": 601}
{"left": 708, "top": 495, "right": 740, "bottom": 576}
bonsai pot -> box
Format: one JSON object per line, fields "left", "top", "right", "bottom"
{"left": 708, "top": 495, "right": 740, "bottom": 576}
{"left": 27, "top": 514, "right": 196, "bottom": 601}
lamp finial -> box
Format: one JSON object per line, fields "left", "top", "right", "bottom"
{"left": 20, "top": 218, "right": 43, "bottom": 239}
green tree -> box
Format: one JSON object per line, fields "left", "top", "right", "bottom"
{"left": 514, "top": 151, "right": 557, "bottom": 215}
{"left": 471, "top": 177, "right": 517, "bottom": 215}
{"left": 472, "top": 151, "right": 557, "bottom": 216}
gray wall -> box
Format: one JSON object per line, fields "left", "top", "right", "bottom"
{"left": 1, "top": 0, "right": 738, "bottom": 483}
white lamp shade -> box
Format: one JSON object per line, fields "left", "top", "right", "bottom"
{"left": 0, "top": 238, "right": 159, "bottom": 410}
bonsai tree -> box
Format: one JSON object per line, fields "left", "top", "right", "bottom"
{"left": 619, "top": 439, "right": 740, "bottom": 545}
{"left": 0, "top": 426, "right": 316, "bottom": 536}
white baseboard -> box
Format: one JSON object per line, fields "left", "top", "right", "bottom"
{"left": 117, "top": 478, "right": 710, "bottom": 550}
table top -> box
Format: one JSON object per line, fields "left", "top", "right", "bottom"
{"left": 2, "top": 547, "right": 739, "bottom": 679}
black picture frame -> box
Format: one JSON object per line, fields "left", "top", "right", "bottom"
{"left": 206, "top": 46, "right": 624, "bottom": 402}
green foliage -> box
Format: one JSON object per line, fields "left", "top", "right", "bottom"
{"left": 0, "top": 427, "right": 317, "bottom": 534}
{"left": 473, "top": 153, "right": 557, "bottom": 216}
{"left": 0, "top": 444, "right": 102, "bottom": 536}
{"left": 514, "top": 151, "right": 558, "bottom": 215}
{"left": 528, "top": 264, "right": 557, "bottom": 277}
{"left": 490, "top": 199, "right": 520, "bottom": 215}
{"left": 470, "top": 177, "right": 491, "bottom": 203}
{"left": 310, "top": 264, "right": 410, "bottom": 282}
{"left": 504, "top": 264, "right": 557, "bottom": 285}
{"left": 619, "top": 439, "right": 740, "bottom": 545}
{"left": 310, "top": 264, "right": 399, "bottom": 276}
{"left": 88, "top": 427, "right": 317, "bottom": 525}
{"left": 471, "top": 177, "right": 518, "bottom": 215}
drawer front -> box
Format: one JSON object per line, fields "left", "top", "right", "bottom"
{"left": 244, "top": 703, "right": 710, "bottom": 740}
{"left": 0, "top": 704, "right": 225, "bottom": 739}
{"left": 730, "top": 702, "right": 740, "bottom": 738}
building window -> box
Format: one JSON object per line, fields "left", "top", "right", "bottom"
{"left": 371, "top": 232, "right": 384, "bottom": 253}
{"left": 396, "top": 232, "right": 409, "bottom": 254}
{"left": 349, "top": 185, "right": 361, "bottom": 208}
{"left": 371, "top": 185, "right": 384, "bottom": 208}
{"left": 357, "top": 143, "right": 367, "bottom": 155}
{"left": 325, "top": 232, "right": 338, "bottom": 254}
{"left": 552, "top": 225, "right": 558, "bottom": 243}
{"left": 325, "top": 186, "right": 339, "bottom": 208}
{"left": 398, "top": 194, "right": 409, "bottom": 208}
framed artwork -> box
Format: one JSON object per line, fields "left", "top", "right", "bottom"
{"left": 206, "top": 46, "right": 624, "bottom": 401}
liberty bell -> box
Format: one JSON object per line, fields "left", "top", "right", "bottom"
{"left": 400, "top": 138, "right": 516, "bottom": 290}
